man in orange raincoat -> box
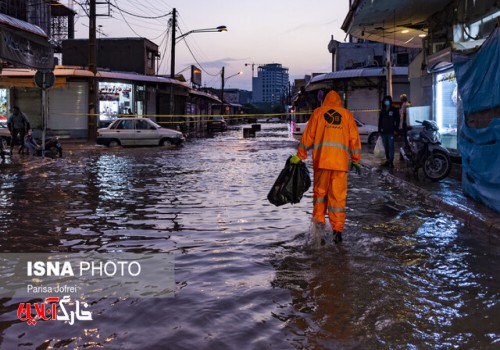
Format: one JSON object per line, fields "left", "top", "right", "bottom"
{"left": 291, "top": 90, "right": 362, "bottom": 244}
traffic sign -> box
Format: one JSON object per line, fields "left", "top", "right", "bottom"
{"left": 34, "top": 71, "right": 55, "bottom": 89}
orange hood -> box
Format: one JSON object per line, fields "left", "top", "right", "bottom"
{"left": 322, "top": 90, "right": 342, "bottom": 107}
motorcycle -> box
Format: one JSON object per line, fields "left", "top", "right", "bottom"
{"left": 25, "top": 136, "right": 63, "bottom": 158}
{"left": 35, "top": 136, "right": 63, "bottom": 158}
{"left": 400, "top": 120, "right": 452, "bottom": 181}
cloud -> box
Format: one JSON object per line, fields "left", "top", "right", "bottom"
{"left": 195, "top": 57, "right": 248, "bottom": 69}
{"left": 284, "top": 18, "right": 340, "bottom": 35}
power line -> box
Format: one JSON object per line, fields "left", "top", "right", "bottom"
{"left": 158, "top": 25, "right": 171, "bottom": 74}
{"left": 133, "top": 0, "right": 171, "bottom": 23}
{"left": 108, "top": 2, "right": 171, "bottom": 19}
{"left": 178, "top": 35, "right": 220, "bottom": 77}
{"left": 112, "top": 0, "right": 143, "bottom": 37}
{"left": 149, "top": 27, "right": 169, "bottom": 42}
{"left": 72, "top": 0, "right": 89, "bottom": 17}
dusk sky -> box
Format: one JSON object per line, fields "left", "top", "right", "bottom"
{"left": 72, "top": 0, "right": 350, "bottom": 90}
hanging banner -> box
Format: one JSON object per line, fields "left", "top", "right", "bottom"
{"left": 0, "top": 14, "right": 54, "bottom": 71}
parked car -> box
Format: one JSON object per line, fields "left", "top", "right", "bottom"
{"left": 97, "top": 117, "right": 185, "bottom": 147}
{"left": 207, "top": 115, "right": 228, "bottom": 132}
{"left": 292, "top": 118, "right": 379, "bottom": 144}
{"left": 257, "top": 117, "right": 284, "bottom": 123}
{"left": 355, "top": 119, "right": 379, "bottom": 144}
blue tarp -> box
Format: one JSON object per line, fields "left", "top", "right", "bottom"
{"left": 454, "top": 28, "right": 500, "bottom": 213}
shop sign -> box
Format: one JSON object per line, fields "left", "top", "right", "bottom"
{"left": 98, "top": 84, "right": 133, "bottom": 101}
{"left": 191, "top": 65, "right": 202, "bottom": 86}
{"left": 0, "top": 26, "right": 53, "bottom": 71}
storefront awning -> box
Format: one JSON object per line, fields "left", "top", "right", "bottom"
{"left": 0, "top": 68, "right": 71, "bottom": 88}
{"left": 0, "top": 13, "right": 54, "bottom": 70}
{"left": 311, "top": 67, "right": 408, "bottom": 82}
{"left": 0, "top": 76, "right": 66, "bottom": 89}
{"left": 189, "top": 89, "right": 221, "bottom": 103}
{"left": 306, "top": 67, "right": 408, "bottom": 91}
{"left": 341, "top": 0, "right": 450, "bottom": 48}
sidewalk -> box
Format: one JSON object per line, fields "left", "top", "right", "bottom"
{"left": 359, "top": 144, "right": 500, "bottom": 244}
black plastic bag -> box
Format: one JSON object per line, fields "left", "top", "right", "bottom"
{"left": 267, "top": 156, "right": 311, "bottom": 206}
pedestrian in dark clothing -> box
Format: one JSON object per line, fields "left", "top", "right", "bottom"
{"left": 7, "top": 106, "right": 30, "bottom": 154}
{"left": 378, "top": 96, "right": 400, "bottom": 168}
{"left": 400, "top": 94, "right": 411, "bottom": 148}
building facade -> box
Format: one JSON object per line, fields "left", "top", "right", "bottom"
{"left": 252, "top": 63, "right": 289, "bottom": 109}
{"left": 304, "top": 39, "right": 414, "bottom": 127}
{"left": 342, "top": 0, "right": 499, "bottom": 212}
{"left": 0, "top": 4, "right": 216, "bottom": 136}
{"left": 62, "top": 38, "right": 159, "bottom": 76}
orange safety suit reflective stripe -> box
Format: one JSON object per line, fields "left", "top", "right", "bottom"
{"left": 296, "top": 91, "right": 361, "bottom": 232}
{"left": 313, "top": 169, "right": 347, "bottom": 232}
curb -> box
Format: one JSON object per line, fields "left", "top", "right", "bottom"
{"left": 360, "top": 157, "right": 500, "bottom": 244}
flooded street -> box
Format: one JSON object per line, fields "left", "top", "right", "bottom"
{"left": 0, "top": 124, "right": 499, "bottom": 349}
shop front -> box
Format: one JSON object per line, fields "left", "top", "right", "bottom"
{"left": 433, "top": 68, "right": 462, "bottom": 155}
{"left": 0, "top": 67, "right": 189, "bottom": 137}
{"left": 0, "top": 88, "right": 9, "bottom": 126}
{"left": 98, "top": 82, "right": 135, "bottom": 127}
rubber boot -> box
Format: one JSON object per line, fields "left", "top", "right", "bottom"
{"left": 332, "top": 230, "right": 342, "bottom": 244}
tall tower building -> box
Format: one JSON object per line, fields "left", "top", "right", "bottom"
{"left": 252, "top": 63, "right": 289, "bottom": 106}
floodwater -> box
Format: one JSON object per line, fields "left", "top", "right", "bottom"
{"left": 0, "top": 124, "right": 499, "bottom": 349}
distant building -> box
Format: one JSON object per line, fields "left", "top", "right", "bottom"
{"left": 252, "top": 63, "right": 289, "bottom": 107}
{"left": 305, "top": 38, "right": 417, "bottom": 126}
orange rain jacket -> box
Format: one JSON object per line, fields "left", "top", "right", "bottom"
{"left": 297, "top": 90, "right": 361, "bottom": 171}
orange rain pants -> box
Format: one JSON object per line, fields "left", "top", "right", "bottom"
{"left": 312, "top": 169, "right": 348, "bottom": 232}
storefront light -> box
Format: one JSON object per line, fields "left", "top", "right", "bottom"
{"left": 436, "top": 72, "right": 445, "bottom": 131}
{"left": 0, "top": 88, "right": 9, "bottom": 124}
{"left": 98, "top": 82, "right": 135, "bottom": 127}
{"left": 435, "top": 70, "right": 459, "bottom": 150}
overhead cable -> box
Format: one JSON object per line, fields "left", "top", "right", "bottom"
{"left": 109, "top": 2, "right": 171, "bottom": 19}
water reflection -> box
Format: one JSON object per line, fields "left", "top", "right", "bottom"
{"left": 0, "top": 124, "right": 498, "bottom": 349}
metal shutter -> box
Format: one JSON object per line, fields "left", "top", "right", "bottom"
{"left": 48, "top": 81, "right": 88, "bottom": 138}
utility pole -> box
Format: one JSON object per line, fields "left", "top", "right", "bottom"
{"left": 170, "top": 8, "right": 177, "bottom": 79}
{"left": 169, "top": 8, "right": 177, "bottom": 117}
{"left": 386, "top": 44, "right": 393, "bottom": 98}
{"left": 88, "top": 0, "right": 98, "bottom": 141}
{"left": 220, "top": 66, "right": 225, "bottom": 115}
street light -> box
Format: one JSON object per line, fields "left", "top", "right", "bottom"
{"left": 220, "top": 67, "right": 242, "bottom": 115}
{"left": 169, "top": 8, "right": 227, "bottom": 116}
{"left": 170, "top": 8, "right": 227, "bottom": 79}
{"left": 176, "top": 26, "right": 227, "bottom": 43}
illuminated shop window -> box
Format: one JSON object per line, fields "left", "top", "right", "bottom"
{"left": 0, "top": 89, "right": 9, "bottom": 125}
{"left": 435, "top": 70, "right": 458, "bottom": 150}
{"left": 98, "top": 82, "right": 134, "bottom": 127}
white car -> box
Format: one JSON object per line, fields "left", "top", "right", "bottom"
{"left": 97, "top": 117, "right": 185, "bottom": 147}
{"left": 292, "top": 118, "right": 379, "bottom": 144}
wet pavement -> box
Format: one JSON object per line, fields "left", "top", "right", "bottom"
{"left": 0, "top": 123, "right": 499, "bottom": 349}
{"left": 359, "top": 141, "right": 500, "bottom": 244}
